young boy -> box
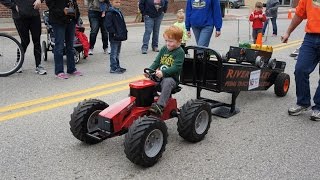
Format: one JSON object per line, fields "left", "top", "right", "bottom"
{"left": 249, "top": 2, "right": 266, "bottom": 43}
{"left": 146, "top": 26, "right": 185, "bottom": 115}
{"left": 105, "top": 0, "right": 127, "bottom": 74}
{"left": 173, "top": 9, "right": 190, "bottom": 53}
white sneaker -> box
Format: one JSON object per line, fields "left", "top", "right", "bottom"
{"left": 104, "top": 48, "right": 108, "bottom": 54}
{"left": 35, "top": 65, "right": 47, "bottom": 75}
{"left": 107, "top": 47, "right": 111, "bottom": 54}
{"left": 88, "top": 49, "right": 93, "bottom": 55}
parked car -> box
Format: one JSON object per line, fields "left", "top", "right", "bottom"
{"left": 226, "top": 0, "right": 245, "bottom": 9}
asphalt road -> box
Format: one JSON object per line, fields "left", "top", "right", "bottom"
{"left": 1, "top": 17, "right": 319, "bottom": 180}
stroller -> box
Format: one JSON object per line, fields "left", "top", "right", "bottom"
{"left": 41, "top": 10, "right": 84, "bottom": 64}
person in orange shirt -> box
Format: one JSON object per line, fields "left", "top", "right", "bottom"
{"left": 282, "top": 0, "right": 320, "bottom": 120}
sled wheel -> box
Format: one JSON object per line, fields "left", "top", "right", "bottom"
{"left": 42, "top": 41, "right": 47, "bottom": 61}
{"left": 178, "top": 99, "right": 212, "bottom": 143}
{"left": 255, "top": 56, "right": 264, "bottom": 68}
{"left": 274, "top": 73, "right": 290, "bottom": 97}
{"left": 124, "top": 116, "right": 168, "bottom": 167}
{"left": 74, "top": 50, "right": 80, "bottom": 64}
{"left": 268, "top": 58, "right": 276, "bottom": 69}
{"left": 70, "top": 99, "right": 109, "bottom": 144}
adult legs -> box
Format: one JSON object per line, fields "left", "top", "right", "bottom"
{"left": 52, "top": 23, "right": 66, "bottom": 75}
{"left": 197, "top": 26, "right": 214, "bottom": 47}
{"left": 270, "top": 17, "right": 277, "bottom": 35}
{"left": 151, "top": 13, "right": 164, "bottom": 49}
{"left": 14, "top": 18, "right": 31, "bottom": 59}
{"left": 65, "top": 21, "right": 77, "bottom": 74}
{"left": 88, "top": 10, "right": 100, "bottom": 50}
{"left": 294, "top": 34, "right": 320, "bottom": 108}
{"left": 100, "top": 16, "right": 109, "bottom": 50}
{"left": 29, "top": 15, "right": 42, "bottom": 67}
{"left": 141, "top": 15, "right": 154, "bottom": 51}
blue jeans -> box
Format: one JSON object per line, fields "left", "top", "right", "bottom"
{"left": 141, "top": 13, "right": 164, "bottom": 51}
{"left": 295, "top": 33, "right": 320, "bottom": 110}
{"left": 262, "top": 17, "right": 277, "bottom": 35}
{"left": 109, "top": 41, "right": 121, "bottom": 71}
{"left": 52, "top": 22, "right": 77, "bottom": 75}
{"left": 192, "top": 26, "right": 214, "bottom": 47}
{"left": 88, "top": 10, "right": 108, "bottom": 50}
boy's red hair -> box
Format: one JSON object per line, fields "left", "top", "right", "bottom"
{"left": 163, "top": 26, "right": 183, "bottom": 42}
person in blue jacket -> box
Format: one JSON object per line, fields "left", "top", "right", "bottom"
{"left": 185, "top": 0, "right": 222, "bottom": 47}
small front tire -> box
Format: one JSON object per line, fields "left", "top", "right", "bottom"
{"left": 124, "top": 116, "right": 168, "bottom": 167}
{"left": 70, "top": 99, "right": 109, "bottom": 144}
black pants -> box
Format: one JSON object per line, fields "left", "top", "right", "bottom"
{"left": 14, "top": 16, "right": 42, "bottom": 67}
{"left": 88, "top": 10, "right": 109, "bottom": 50}
{"left": 252, "top": 28, "right": 262, "bottom": 44}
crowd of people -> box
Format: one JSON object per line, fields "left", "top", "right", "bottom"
{"left": 1, "top": 0, "right": 319, "bottom": 120}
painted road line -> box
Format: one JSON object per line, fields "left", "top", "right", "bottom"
{"left": 0, "top": 75, "right": 143, "bottom": 113}
{"left": 0, "top": 85, "right": 129, "bottom": 122}
{"left": 273, "top": 42, "right": 302, "bottom": 51}
{"left": 272, "top": 40, "right": 302, "bottom": 48}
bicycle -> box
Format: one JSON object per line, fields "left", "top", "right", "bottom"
{"left": 0, "top": 33, "right": 24, "bottom": 77}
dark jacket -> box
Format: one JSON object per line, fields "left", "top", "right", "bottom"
{"left": 0, "top": 0, "right": 42, "bottom": 19}
{"left": 105, "top": 7, "right": 128, "bottom": 41}
{"left": 265, "top": 0, "right": 279, "bottom": 18}
{"left": 45, "top": 0, "right": 80, "bottom": 25}
{"left": 139, "top": 0, "right": 168, "bottom": 18}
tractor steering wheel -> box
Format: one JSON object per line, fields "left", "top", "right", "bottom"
{"left": 144, "top": 68, "right": 161, "bottom": 82}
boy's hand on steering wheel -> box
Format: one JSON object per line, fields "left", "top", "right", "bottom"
{"left": 143, "top": 73, "right": 149, "bottom": 78}
{"left": 155, "top": 70, "right": 163, "bottom": 78}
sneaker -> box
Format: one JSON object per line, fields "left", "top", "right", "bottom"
{"left": 272, "top": 34, "right": 277, "bottom": 37}
{"left": 110, "top": 68, "right": 124, "bottom": 74}
{"left": 310, "top": 110, "right": 320, "bottom": 121}
{"left": 35, "top": 65, "right": 47, "bottom": 75}
{"left": 141, "top": 49, "right": 147, "bottom": 54}
{"left": 288, "top": 105, "right": 310, "bottom": 116}
{"left": 103, "top": 48, "right": 108, "bottom": 54}
{"left": 88, "top": 49, "right": 93, "bottom": 55}
{"left": 120, "top": 67, "right": 126, "bottom": 72}
{"left": 152, "top": 47, "right": 159, "bottom": 52}
{"left": 56, "top": 73, "right": 69, "bottom": 79}
{"left": 149, "top": 103, "right": 163, "bottom": 116}
{"left": 107, "top": 47, "right": 111, "bottom": 54}
{"left": 69, "top": 70, "right": 83, "bottom": 76}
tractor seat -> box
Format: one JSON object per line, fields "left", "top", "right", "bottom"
{"left": 171, "top": 85, "right": 182, "bottom": 94}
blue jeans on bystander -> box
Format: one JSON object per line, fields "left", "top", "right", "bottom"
{"left": 109, "top": 41, "right": 122, "bottom": 71}
{"left": 295, "top": 33, "right": 320, "bottom": 110}
{"left": 191, "top": 26, "right": 214, "bottom": 47}
{"left": 52, "top": 21, "right": 77, "bottom": 75}
{"left": 141, "top": 13, "right": 164, "bottom": 51}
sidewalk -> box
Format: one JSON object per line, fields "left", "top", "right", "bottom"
{"left": 0, "top": 6, "right": 294, "bottom": 36}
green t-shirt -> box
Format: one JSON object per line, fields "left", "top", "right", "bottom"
{"left": 149, "top": 46, "right": 185, "bottom": 83}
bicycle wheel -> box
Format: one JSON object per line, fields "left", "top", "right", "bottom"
{"left": 0, "top": 33, "right": 24, "bottom": 77}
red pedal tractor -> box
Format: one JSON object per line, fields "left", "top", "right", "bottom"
{"left": 69, "top": 68, "right": 212, "bottom": 167}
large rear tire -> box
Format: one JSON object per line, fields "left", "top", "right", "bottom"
{"left": 178, "top": 99, "right": 212, "bottom": 142}
{"left": 274, "top": 73, "right": 290, "bottom": 97}
{"left": 70, "top": 99, "right": 109, "bottom": 144}
{"left": 124, "top": 116, "right": 168, "bottom": 167}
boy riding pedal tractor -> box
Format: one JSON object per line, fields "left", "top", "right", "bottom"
{"left": 145, "top": 26, "right": 185, "bottom": 115}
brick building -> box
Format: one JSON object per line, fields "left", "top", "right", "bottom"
{"left": 0, "top": 0, "right": 186, "bottom": 18}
